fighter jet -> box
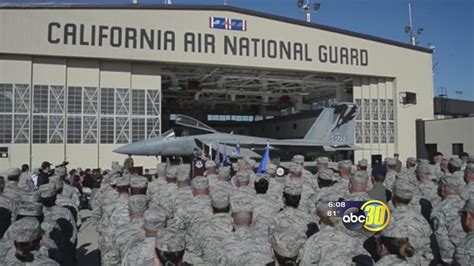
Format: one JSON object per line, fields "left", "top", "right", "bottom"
{"left": 113, "top": 102, "right": 359, "bottom": 158}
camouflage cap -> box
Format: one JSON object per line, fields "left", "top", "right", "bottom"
{"left": 156, "top": 163, "right": 167, "bottom": 172}
{"left": 128, "top": 195, "right": 148, "bottom": 213}
{"left": 350, "top": 171, "right": 369, "bottom": 184}
{"left": 384, "top": 158, "right": 396, "bottom": 166}
{"left": 380, "top": 220, "right": 409, "bottom": 238}
{"left": 406, "top": 157, "right": 417, "bottom": 164}
{"left": 7, "top": 168, "right": 21, "bottom": 178}
{"left": 218, "top": 166, "right": 231, "bottom": 178}
{"left": 192, "top": 176, "right": 209, "bottom": 189}
{"left": 17, "top": 202, "right": 43, "bottom": 217}
{"left": 20, "top": 190, "right": 40, "bottom": 203}
{"left": 316, "top": 157, "right": 329, "bottom": 164}
{"left": 176, "top": 165, "right": 190, "bottom": 181}
{"left": 230, "top": 196, "right": 254, "bottom": 213}
{"left": 393, "top": 178, "right": 415, "bottom": 200}
{"left": 210, "top": 189, "right": 230, "bottom": 209}
{"left": 39, "top": 183, "right": 57, "bottom": 198}
{"left": 289, "top": 164, "right": 303, "bottom": 174}
{"left": 418, "top": 159, "right": 430, "bottom": 164}
{"left": 205, "top": 160, "right": 216, "bottom": 168}
{"left": 12, "top": 217, "right": 41, "bottom": 242}
{"left": 449, "top": 157, "right": 462, "bottom": 168}
{"left": 236, "top": 172, "right": 250, "bottom": 182}
{"left": 339, "top": 160, "right": 352, "bottom": 168}
{"left": 144, "top": 207, "right": 167, "bottom": 230}
{"left": 292, "top": 154, "right": 305, "bottom": 165}
{"left": 462, "top": 198, "right": 474, "bottom": 213}
{"left": 166, "top": 166, "right": 178, "bottom": 178}
{"left": 416, "top": 163, "right": 432, "bottom": 174}
{"left": 357, "top": 159, "right": 368, "bottom": 167}
{"left": 318, "top": 169, "right": 334, "bottom": 181}
{"left": 439, "top": 174, "right": 465, "bottom": 190}
{"left": 116, "top": 176, "right": 130, "bottom": 187}
{"left": 130, "top": 176, "right": 148, "bottom": 189}
{"left": 55, "top": 166, "right": 67, "bottom": 177}
{"left": 284, "top": 182, "right": 303, "bottom": 196}
{"left": 155, "top": 228, "right": 185, "bottom": 252}
{"left": 265, "top": 164, "right": 277, "bottom": 175}
{"left": 272, "top": 226, "right": 307, "bottom": 257}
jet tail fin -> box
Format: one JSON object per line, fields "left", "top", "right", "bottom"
{"left": 303, "top": 102, "right": 359, "bottom": 145}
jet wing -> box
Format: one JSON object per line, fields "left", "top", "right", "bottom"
{"left": 201, "top": 138, "right": 359, "bottom": 151}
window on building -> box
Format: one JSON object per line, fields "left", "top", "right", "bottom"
{"left": 132, "top": 90, "right": 146, "bottom": 115}
{"left": 115, "top": 117, "right": 129, "bottom": 144}
{"left": 13, "top": 115, "right": 29, "bottom": 143}
{"left": 147, "top": 117, "right": 160, "bottom": 138}
{"left": 49, "top": 86, "right": 65, "bottom": 114}
{"left": 83, "top": 87, "right": 98, "bottom": 115}
{"left": 0, "top": 114, "right": 12, "bottom": 144}
{"left": 67, "top": 116, "right": 82, "bottom": 144}
{"left": 67, "top": 87, "right": 82, "bottom": 114}
{"left": 100, "top": 117, "right": 114, "bottom": 144}
{"left": 14, "top": 84, "right": 30, "bottom": 113}
{"left": 33, "top": 85, "right": 49, "bottom": 113}
{"left": 132, "top": 118, "right": 146, "bottom": 142}
{"left": 0, "top": 84, "right": 13, "bottom": 113}
{"left": 452, "top": 143, "right": 464, "bottom": 156}
{"left": 83, "top": 116, "right": 97, "bottom": 144}
{"left": 101, "top": 88, "right": 114, "bottom": 115}
{"left": 146, "top": 90, "right": 160, "bottom": 116}
{"left": 32, "top": 115, "right": 48, "bottom": 143}
{"left": 49, "top": 115, "right": 64, "bottom": 143}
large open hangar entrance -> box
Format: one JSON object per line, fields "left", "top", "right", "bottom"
{"left": 0, "top": 5, "right": 434, "bottom": 169}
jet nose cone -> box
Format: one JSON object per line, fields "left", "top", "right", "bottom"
{"left": 113, "top": 142, "right": 141, "bottom": 155}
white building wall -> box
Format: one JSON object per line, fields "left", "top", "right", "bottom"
{"left": 425, "top": 117, "right": 474, "bottom": 158}
{"left": 0, "top": 56, "right": 162, "bottom": 171}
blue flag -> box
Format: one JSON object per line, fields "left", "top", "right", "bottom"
{"left": 235, "top": 143, "right": 240, "bottom": 155}
{"left": 257, "top": 144, "right": 270, "bottom": 174}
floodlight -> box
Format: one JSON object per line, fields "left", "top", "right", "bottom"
{"left": 297, "top": 0, "right": 304, "bottom": 9}
{"left": 314, "top": 3, "right": 320, "bottom": 11}
{"left": 417, "top": 28, "right": 424, "bottom": 35}
{"left": 404, "top": 26, "right": 411, "bottom": 34}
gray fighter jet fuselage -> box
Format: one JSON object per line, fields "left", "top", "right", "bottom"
{"left": 114, "top": 102, "right": 359, "bottom": 158}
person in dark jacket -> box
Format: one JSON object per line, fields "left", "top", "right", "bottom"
{"left": 36, "top": 161, "right": 52, "bottom": 187}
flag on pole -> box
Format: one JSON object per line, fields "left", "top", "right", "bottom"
{"left": 215, "top": 143, "right": 220, "bottom": 164}
{"left": 222, "top": 143, "right": 227, "bottom": 167}
{"left": 257, "top": 141, "right": 270, "bottom": 174}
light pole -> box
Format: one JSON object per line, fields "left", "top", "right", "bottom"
{"left": 297, "top": 0, "right": 321, "bottom": 23}
{"left": 405, "top": 3, "right": 423, "bottom": 45}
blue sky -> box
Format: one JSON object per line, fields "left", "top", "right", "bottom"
{"left": 3, "top": 0, "right": 474, "bottom": 100}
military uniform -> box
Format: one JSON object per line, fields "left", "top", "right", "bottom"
{"left": 431, "top": 194, "right": 466, "bottom": 263}
{"left": 300, "top": 224, "right": 369, "bottom": 265}
{"left": 375, "top": 254, "right": 411, "bottom": 265}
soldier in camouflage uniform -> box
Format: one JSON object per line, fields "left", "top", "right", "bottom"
{"left": 0, "top": 217, "right": 59, "bottom": 265}
{"left": 344, "top": 171, "right": 371, "bottom": 201}
{"left": 271, "top": 182, "right": 313, "bottom": 234}
{"left": 431, "top": 174, "right": 467, "bottom": 264}
{"left": 390, "top": 178, "right": 433, "bottom": 264}
{"left": 292, "top": 154, "right": 314, "bottom": 189}
{"left": 454, "top": 198, "right": 474, "bottom": 265}
{"left": 375, "top": 221, "right": 416, "bottom": 265}
{"left": 231, "top": 172, "right": 256, "bottom": 202}
{"left": 173, "top": 176, "right": 212, "bottom": 265}
{"left": 146, "top": 163, "right": 167, "bottom": 201}
{"left": 122, "top": 206, "right": 167, "bottom": 266}
{"left": 331, "top": 160, "right": 353, "bottom": 199}
{"left": 406, "top": 157, "right": 417, "bottom": 174}
{"left": 195, "top": 188, "right": 233, "bottom": 265}
{"left": 284, "top": 164, "right": 315, "bottom": 214}
{"left": 155, "top": 228, "right": 186, "bottom": 265}
{"left": 215, "top": 196, "right": 273, "bottom": 265}
{"left": 209, "top": 166, "right": 233, "bottom": 194}
{"left": 272, "top": 225, "right": 307, "bottom": 265}
{"left": 300, "top": 202, "right": 370, "bottom": 265}
{"left": 252, "top": 178, "right": 282, "bottom": 227}
{"left": 383, "top": 158, "right": 398, "bottom": 191}
{"left": 414, "top": 163, "right": 441, "bottom": 207}
{"left": 311, "top": 169, "right": 341, "bottom": 207}
{"left": 460, "top": 163, "right": 473, "bottom": 200}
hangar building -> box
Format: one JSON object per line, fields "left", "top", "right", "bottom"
{"left": 0, "top": 4, "right": 434, "bottom": 170}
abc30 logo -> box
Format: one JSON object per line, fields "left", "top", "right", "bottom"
{"left": 342, "top": 200, "right": 390, "bottom": 232}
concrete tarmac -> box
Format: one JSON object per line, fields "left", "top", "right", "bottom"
{"left": 77, "top": 209, "right": 100, "bottom": 266}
